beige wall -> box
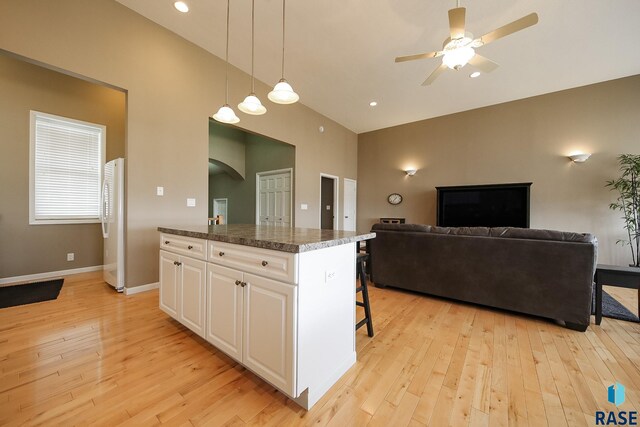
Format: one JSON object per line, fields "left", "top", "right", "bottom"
{"left": 358, "top": 75, "right": 640, "bottom": 265}
{"left": 0, "top": 54, "right": 125, "bottom": 279}
{"left": 0, "top": 0, "right": 357, "bottom": 287}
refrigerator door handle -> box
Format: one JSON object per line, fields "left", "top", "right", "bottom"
{"left": 101, "top": 180, "right": 110, "bottom": 238}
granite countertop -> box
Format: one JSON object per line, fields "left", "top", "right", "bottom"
{"left": 158, "top": 224, "right": 375, "bottom": 253}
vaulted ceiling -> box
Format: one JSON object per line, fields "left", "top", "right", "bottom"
{"left": 117, "top": 0, "right": 640, "bottom": 133}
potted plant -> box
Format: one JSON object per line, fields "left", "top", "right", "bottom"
{"left": 606, "top": 154, "right": 640, "bottom": 267}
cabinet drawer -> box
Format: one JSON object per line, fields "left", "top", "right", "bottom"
{"left": 160, "top": 234, "right": 207, "bottom": 260}
{"left": 208, "top": 241, "right": 297, "bottom": 284}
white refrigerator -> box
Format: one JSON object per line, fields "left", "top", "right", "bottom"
{"left": 101, "top": 158, "right": 125, "bottom": 291}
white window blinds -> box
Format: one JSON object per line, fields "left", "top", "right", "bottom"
{"left": 30, "top": 111, "right": 105, "bottom": 224}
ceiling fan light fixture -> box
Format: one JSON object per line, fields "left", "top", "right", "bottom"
{"left": 442, "top": 46, "right": 475, "bottom": 70}
{"left": 268, "top": 79, "right": 299, "bottom": 104}
{"left": 213, "top": 104, "right": 240, "bottom": 124}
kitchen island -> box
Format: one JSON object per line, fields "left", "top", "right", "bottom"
{"left": 157, "top": 224, "right": 375, "bottom": 410}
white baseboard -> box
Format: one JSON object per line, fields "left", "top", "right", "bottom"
{"left": 124, "top": 282, "right": 159, "bottom": 295}
{"left": 0, "top": 265, "right": 103, "bottom": 285}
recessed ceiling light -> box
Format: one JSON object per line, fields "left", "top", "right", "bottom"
{"left": 174, "top": 1, "right": 189, "bottom": 13}
{"left": 469, "top": 71, "right": 481, "bottom": 78}
{"left": 369, "top": 101, "right": 378, "bottom": 107}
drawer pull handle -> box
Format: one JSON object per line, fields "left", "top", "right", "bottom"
{"left": 187, "top": 245, "right": 193, "bottom": 250}
{"left": 240, "top": 282, "right": 247, "bottom": 287}
{"left": 235, "top": 280, "right": 241, "bottom": 286}
{"left": 219, "top": 251, "right": 225, "bottom": 257}
{"left": 174, "top": 261, "right": 182, "bottom": 266}
{"left": 165, "top": 240, "right": 170, "bottom": 245}
{"left": 261, "top": 260, "right": 268, "bottom": 267}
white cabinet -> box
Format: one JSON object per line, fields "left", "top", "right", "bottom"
{"left": 159, "top": 230, "right": 358, "bottom": 410}
{"left": 206, "top": 264, "right": 243, "bottom": 362}
{"left": 243, "top": 273, "right": 296, "bottom": 395}
{"left": 206, "top": 263, "right": 296, "bottom": 396}
{"left": 159, "top": 250, "right": 179, "bottom": 318}
{"left": 159, "top": 248, "right": 207, "bottom": 339}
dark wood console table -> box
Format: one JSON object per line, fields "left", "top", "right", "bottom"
{"left": 594, "top": 264, "right": 640, "bottom": 325}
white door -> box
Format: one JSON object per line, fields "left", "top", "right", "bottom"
{"left": 343, "top": 179, "right": 357, "bottom": 231}
{"left": 206, "top": 264, "right": 244, "bottom": 362}
{"left": 258, "top": 171, "right": 292, "bottom": 227}
{"left": 243, "top": 273, "right": 296, "bottom": 396}
{"left": 179, "top": 257, "right": 207, "bottom": 338}
{"left": 213, "top": 198, "right": 228, "bottom": 224}
{"left": 159, "top": 250, "right": 179, "bottom": 319}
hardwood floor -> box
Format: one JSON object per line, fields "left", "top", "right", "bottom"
{"left": 1, "top": 272, "right": 639, "bottom": 426}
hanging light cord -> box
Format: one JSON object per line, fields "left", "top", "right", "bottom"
{"left": 224, "top": 0, "right": 230, "bottom": 104}
{"left": 281, "top": 0, "right": 286, "bottom": 79}
{"left": 251, "top": 0, "right": 255, "bottom": 93}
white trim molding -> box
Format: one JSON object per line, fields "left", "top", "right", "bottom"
{"left": 0, "top": 265, "right": 103, "bottom": 286}
{"left": 124, "top": 282, "right": 159, "bottom": 295}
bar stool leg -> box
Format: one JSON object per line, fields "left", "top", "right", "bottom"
{"left": 356, "top": 257, "right": 374, "bottom": 337}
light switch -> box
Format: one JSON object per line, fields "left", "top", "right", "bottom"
{"left": 156, "top": 186, "right": 164, "bottom": 196}
{"left": 187, "top": 198, "right": 196, "bottom": 207}
{"left": 301, "top": 203, "right": 308, "bottom": 210}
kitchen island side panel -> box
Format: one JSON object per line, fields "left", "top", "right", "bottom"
{"left": 295, "top": 242, "right": 357, "bottom": 408}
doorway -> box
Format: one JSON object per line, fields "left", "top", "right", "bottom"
{"left": 256, "top": 168, "right": 293, "bottom": 227}
{"left": 320, "top": 174, "right": 338, "bottom": 230}
{"left": 343, "top": 178, "right": 357, "bottom": 231}
{"left": 213, "top": 198, "right": 228, "bottom": 224}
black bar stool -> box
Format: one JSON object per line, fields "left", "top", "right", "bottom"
{"left": 356, "top": 253, "right": 374, "bottom": 337}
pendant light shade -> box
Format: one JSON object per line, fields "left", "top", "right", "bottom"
{"left": 213, "top": 0, "right": 240, "bottom": 124}
{"left": 213, "top": 104, "right": 240, "bottom": 124}
{"left": 238, "top": 0, "right": 266, "bottom": 115}
{"left": 238, "top": 94, "right": 267, "bottom": 115}
{"left": 268, "top": 79, "right": 299, "bottom": 104}
{"left": 269, "top": 0, "right": 299, "bottom": 104}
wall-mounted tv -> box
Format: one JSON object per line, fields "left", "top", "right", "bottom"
{"left": 436, "top": 182, "right": 532, "bottom": 228}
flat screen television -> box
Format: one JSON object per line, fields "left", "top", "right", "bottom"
{"left": 436, "top": 183, "right": 531, "bottom": 228}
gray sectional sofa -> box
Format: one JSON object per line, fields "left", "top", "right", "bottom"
{"left": 369, "top": 223, "right": 598, "bottom": 331}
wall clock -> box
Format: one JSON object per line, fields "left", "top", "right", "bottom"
{"left": 387, "top": 193, "right": 403, "bottom": 205}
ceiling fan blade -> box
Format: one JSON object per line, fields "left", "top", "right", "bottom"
{"left": 468, "top": 54, "right": 499, "bottom": 73}
{"left": 448, "top": 7, "right": 466, "bottom": 40}
{"left": 395, "top": 51, "right": 441, "bottom": 63}
{"left": 422, "top": 63, "right": 448, "bottom": 86}
{"left": 479, "top": 13, "right": 539, "bottom": 45}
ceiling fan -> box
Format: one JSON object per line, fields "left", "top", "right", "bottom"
{"left": 395, "top": 2, "right": 538, "bottom": 86}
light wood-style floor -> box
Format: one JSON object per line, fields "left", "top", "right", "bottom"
{"left": 1, "top": 272, "right": 639, "bottom": 426}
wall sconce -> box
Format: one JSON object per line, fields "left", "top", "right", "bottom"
{"left": 405, "top": 169, "right": 417, "bottom": 176}
{"left": 568, "top": 153, "right": 591, "bottom": 163}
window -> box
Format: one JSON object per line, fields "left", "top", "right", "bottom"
{"left": 30, "top": 111, "right": 106, "bottom": 224}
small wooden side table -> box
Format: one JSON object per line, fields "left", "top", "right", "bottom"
{"left": 594, "top": 264, "right": 640, "bottom": 325}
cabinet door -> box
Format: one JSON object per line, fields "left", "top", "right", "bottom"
{"left": 179, "top": 256, "right": 207, "bottom": 338}
{"left": 206, "top": 264, "right": 243, "bottom": 362}
{"left": 159, "top": 250, "right": 180, "bottom": 319}
{"left": 243, "top": 273, "right": 296, "bottom": 395}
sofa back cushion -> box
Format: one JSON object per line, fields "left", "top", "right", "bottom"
{"left": 371, "top": 223, "right": 595, "bottom": 244}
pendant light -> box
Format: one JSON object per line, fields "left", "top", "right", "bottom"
{"left": 238, "top": 0, "right": 267, "bottom": 115}
{"left": 268, "top": 0, "right": 299, "bottom": 104}
{"left": 213, "top": 0, "right": 240, "bottom": 124}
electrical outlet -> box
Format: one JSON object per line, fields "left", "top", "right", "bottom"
{"left": 156, "top": 186, "right": 164, "bottom": 196}
{"left": 67, "top": 253, "right": 74, "bottom": 261}
{"left": 187, "top": 198, "right": 196, "bottom": 207}
{"left": 301, "top": 203, "right": 308, "bottom": 210}
{"left": 325, "top": 270, "right": 336, "bottom": 283}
